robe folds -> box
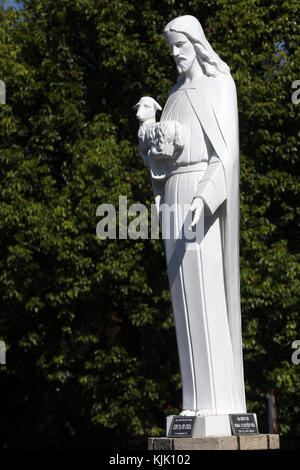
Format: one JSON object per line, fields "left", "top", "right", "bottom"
{"left": 151, "top": 73, "right": 246, "bottom": 415}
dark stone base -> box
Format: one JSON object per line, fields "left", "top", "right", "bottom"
{"left": 148, "top": 434, "right": 280, "bottom": 450}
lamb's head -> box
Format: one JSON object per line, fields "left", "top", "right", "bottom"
{"left": 133, "top": 96, "right": 162, "bottom": 124}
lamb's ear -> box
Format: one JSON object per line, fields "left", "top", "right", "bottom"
{"left": 133, "top": 102, "right": 140, "bottom": 110}
{"left": 152, "top": 99, "right": 162, "bottom": 111}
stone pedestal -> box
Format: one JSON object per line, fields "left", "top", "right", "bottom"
{"left": 148, "top": 434, "right": 280, "bottom": 450}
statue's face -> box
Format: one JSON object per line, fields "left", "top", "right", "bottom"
{"left": 165, "top": 31, "right": 196, "bottom": 74}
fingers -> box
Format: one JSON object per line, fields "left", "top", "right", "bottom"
{"left": 189, "top": 206, "right": 202, "bottom": 230}
{"left": 189, "top": 197, "right": 201, "bottom": 212}
{"left": 189, "top": 198, "right": 203, "bottom": 231}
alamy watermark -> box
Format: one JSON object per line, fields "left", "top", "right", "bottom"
{"left": 0, "top": 340, "right": 6, "bottom": 365}
{"left": 291, "top": 340, "right": 300, "bottom": 365}
{"left": 0, "top": 80, "right": 6, "bottom": 104}
{"left": 291, "top": 80, "right": 300, "bottom": 105}
{"left": 96, "top": 196, "right": 204, "bottom": 245}
{"left": 0, "top": 83, "right": 7, "bottom": 366}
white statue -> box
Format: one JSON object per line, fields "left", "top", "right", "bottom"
{"left": 135, "top": 15, "right": 247, "bottom": 423}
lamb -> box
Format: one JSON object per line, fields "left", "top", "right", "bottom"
{"left": 133, "top": 96, "right": 162, "bottom": 167}
{"left": 134, "top": 96, "right": 186, "bottom": 179}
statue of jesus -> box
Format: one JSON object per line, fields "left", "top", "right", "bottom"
{"left": 137, "top": 15, "right": 247, "bottom": 418}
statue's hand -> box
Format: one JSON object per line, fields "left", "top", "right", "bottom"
{"left": 189, "top": 197, "right": 204, "bottom": 231}
{"left": 149, "top": 141, "right": 175, "bottom": 160}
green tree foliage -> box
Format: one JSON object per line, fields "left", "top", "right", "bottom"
{"left": 0, "top": 0, "right": 299, "bottom": 449}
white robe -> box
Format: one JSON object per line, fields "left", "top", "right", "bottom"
{"left": 152, "top": 74, "right": 246, "bottom": 415}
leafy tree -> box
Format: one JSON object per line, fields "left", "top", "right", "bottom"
{"left": 0, "top": 0, "right": 299, "bottom": 449}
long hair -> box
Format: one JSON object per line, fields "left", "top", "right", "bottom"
{"left": 164, "top": 15, "right": 230, "bottom": 80}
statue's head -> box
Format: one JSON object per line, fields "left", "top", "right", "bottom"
{"left": 133, "top": 96, "right": 162, "bottom": 123}
{"left": 164, "top": 15, "right": 230, "bottom": 79}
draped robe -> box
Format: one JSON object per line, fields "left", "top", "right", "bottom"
{"left": 151, "top": 73, "right": 246, "bottom": 415}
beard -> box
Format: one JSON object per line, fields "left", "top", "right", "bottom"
{"left": 175, "top": 54, "right": 196, "bottom": 73}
